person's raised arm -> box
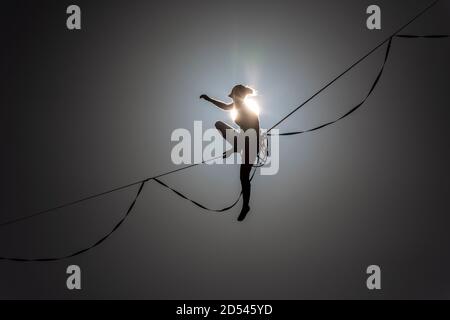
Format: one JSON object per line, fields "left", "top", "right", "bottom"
{"left": 200, "top": 94, "right": 233, "bottom": 111}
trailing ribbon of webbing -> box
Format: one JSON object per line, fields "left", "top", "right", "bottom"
{"left": 268, "top": 34, "right": 448, "bottom": 136}
{"left": 153, "top": 178, "right": 242, "bottom": 213}
{"left": 0, "top": 167, "right": 258, "bottom": 261}
{"left": 153, "top": 167, "right": 258, "bottom": 213}
{"left": 0, "top": 181, "right": 146, "bottom": 262}
{"left": 268, "top": 38, "right": 392, "bottom": 136}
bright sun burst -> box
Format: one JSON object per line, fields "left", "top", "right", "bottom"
{"left": 230, "top": 107, "right": 238, "bottom": 121}
{"left": 244, "top": 97, "right": 260, "bottom": 116}
{"left": 230, "top": 97, "right": 260, "bottom": 121}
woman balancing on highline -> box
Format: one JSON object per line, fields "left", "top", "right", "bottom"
{"left": 200, "top": 85, "right": 260, "bottom": 222}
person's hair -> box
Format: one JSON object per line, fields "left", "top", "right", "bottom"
{"left": 229, "top": 84, "right": 256, "bottom": 99}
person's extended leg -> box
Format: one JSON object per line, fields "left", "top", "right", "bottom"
{"left": 238, "top": 163, "right": 252, "bottom": 221}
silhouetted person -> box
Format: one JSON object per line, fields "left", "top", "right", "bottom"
{"left": 200, "top": 85, "right": 260, "bottom": 221}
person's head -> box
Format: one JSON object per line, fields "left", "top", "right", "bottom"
{"left": 228, "top": 84, "right": 255, "bottom": 102}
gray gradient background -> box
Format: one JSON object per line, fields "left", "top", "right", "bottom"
{"left": 1, "top": 0, "right": 450, "bottom": 299}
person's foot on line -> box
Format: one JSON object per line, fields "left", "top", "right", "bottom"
{"left": 237, "top": 205, "right": 250, "bottom": 222}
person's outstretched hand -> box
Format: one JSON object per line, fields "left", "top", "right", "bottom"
{"left": 200, "top": 94, "right": 209, "bottom": 100}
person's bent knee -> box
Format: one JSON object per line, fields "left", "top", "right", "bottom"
{"left": 215, "top": 121, "right": 225, "bottom": 130}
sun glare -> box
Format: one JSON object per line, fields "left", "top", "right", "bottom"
{"left": 230, "top": 96, "right": 260, "bottom": 121}
{"left": 244, "top": 97, "right": 260, "bottom": 116}
{"left": 230, "top": 107, "right": 238, "bottom": 121}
